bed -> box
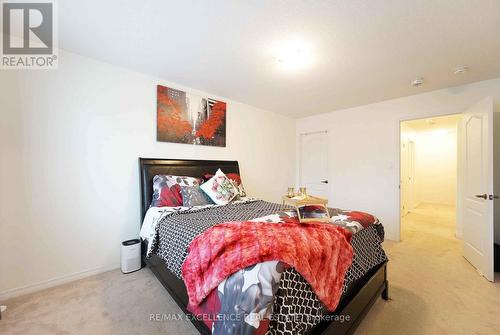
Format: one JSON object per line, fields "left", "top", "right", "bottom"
{"left": 139, "top": 158, "right": 389, "bottom": 335}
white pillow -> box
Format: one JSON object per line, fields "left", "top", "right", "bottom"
{"left": 200, "top": 169, "right": 238, "bottom": 205}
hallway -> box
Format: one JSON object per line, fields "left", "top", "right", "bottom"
{"left": 403, "top": 203, "right": 456, "bottom": 240}
{"left": 355, "top": 204, "right": 500, "bottom": 335}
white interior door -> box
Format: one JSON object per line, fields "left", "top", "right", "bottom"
{"left": 461, "top": 97, "right": 494, "bottom": 282}
{"left": 299, "top": 131, "right": 329, "bottom": 198}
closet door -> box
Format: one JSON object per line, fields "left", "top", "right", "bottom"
{"left": 299, "top": 131, "right": 329, "bottom": 199}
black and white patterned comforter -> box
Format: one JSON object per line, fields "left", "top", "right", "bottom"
{"left": 141, "top": 199, "right": 387, "bottom": 335}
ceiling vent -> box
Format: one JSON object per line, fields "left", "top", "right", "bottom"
{"left": 411, "top": 78, "right": 424, "bottom": 87}
{"left": 454, "top": 66, "right": 468, "bottom": 75}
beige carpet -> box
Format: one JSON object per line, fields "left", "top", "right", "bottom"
{"left": 1, "top": 203, "right": 499, "bottom": 334}
{"left": 0, "top": 268, "right": 197, "bottom": 335}
{"left": 356, "top": 203, "right": 500, "bottom": 335}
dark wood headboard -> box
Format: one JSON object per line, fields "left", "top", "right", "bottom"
{"left": 138, "top": 158, "right": 240, "bottom": 225}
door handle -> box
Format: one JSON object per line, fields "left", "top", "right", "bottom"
{"left": 321, "top": 180, "right": 329, "bottom": 184}
{"left": 475, "top": 194, "right": 488, "bottom": 199}
{"left": 489, "top": 195, "right": 499, "bottom": 200}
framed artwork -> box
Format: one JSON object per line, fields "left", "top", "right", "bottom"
{"left": 156, "top": 85, "right": 226, "bottom": 147}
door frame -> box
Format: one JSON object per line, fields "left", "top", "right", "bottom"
{"left": 396, "top": 112, "right": 464, "bottom": 242}
{"left": 400, "top": 138, "right": 416, "bottom": 217}
{"left": 298, "top": 130, "right": 329, "bottom": 198}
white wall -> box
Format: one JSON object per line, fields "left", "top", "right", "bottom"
{"left": 413, "top": 125, "right": 458, "bottom": 206}
{"left": 296, "top": 77, "right": 500, "bottom": 241}
{"left": 0, "top": 50, "right": 296, "bottom": 298}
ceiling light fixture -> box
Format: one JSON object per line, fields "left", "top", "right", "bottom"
{"left": 453, "top": 66, "right": 468, "bottom": 75}
{"left": 411, "top": 78, "right": 424, "bottom": 87}
{"left": 274, "top": 38, "right": 314, "bottom": 72}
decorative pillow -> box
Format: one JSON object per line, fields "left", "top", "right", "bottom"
{"left": 150, "top": 175, "right": 200, "bottom": 207}
{"left": 203, "top": 172, "right": 246, "bottom": 197}
{"left": 200, "top": 169, "right": 239, "bottom": 205}
{"left": 180, "top": 186, "right": 215, "bottom": 207}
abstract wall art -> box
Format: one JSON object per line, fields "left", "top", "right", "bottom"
{"left": 157, "top": 85, "right": 226, "bottom": 147}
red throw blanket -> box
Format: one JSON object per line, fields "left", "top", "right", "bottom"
{"left": 181, "top": 221, "right": 354, "bottom": 311}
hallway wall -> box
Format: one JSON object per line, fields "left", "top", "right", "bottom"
{"left": 401, "top": 119, "right": 458, "bottom": 210}
{"left": 414, "top": 125, "right": 458, "bottom": 206}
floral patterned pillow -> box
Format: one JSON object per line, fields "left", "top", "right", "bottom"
{"left": 200, "top": 169, "right": 239, "bottom": 205}
{"left": 203, "top": 172, "right": 246, "bottom": 197}
{"left": 180, "top": 186, "right": 214, "bottom": 207}
{"left": 150, "top": 175, "right": 200, "bottom": 207}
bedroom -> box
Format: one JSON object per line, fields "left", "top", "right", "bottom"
{"left": 1, "top": 1, "right": 500, "bottom": 334}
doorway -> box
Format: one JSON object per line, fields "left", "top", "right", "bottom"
{"left": 400, "top": 114, "right": 462, "bottom": 239}
{"left": 299, "top": 131, "right": 329, "bottom": 199}
{"left": 399, "top": 98, "right": 497, "bottom": 282}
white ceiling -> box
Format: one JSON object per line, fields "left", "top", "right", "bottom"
{"left": 59, "top": 0, "right": 500, "bottom": 118}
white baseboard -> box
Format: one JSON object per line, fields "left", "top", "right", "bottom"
{"left": 0, "top": 264, "right": 119, "bottom": 301}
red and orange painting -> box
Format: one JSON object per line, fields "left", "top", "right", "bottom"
{"left": 157, "top": 85, "right": 226, "bottom": 147}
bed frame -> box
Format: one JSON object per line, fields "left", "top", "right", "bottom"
{"left": 139, "top": 158, "right": 389, "bottom": 334}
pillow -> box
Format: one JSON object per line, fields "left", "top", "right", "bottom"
{"left": 180, "top": 186, "right": 214, "bottom": 207}
{"left": 203, "top": 172, "right": 246, "bottom": 197}
{"left": 150, "top": 175, "right": 200, "bottom": 207}
{"left": 200, "top": 169, "right": 239, "bottom": 205}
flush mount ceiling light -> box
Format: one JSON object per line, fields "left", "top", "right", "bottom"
{"left": 454, "top": 66, "right": 469, "bottom": 75}
{"left": 274, "top": 39, "right": 315, "bottom": 72}
{"left": 411, "top": 78, "right": 424, "bottom": 87}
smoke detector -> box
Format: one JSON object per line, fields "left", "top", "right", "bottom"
{"left": 411, "top": 78, "right": 424, "bottom": 87}
{"left": 454, "top": 66, "right": 468, "bottom": 75}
